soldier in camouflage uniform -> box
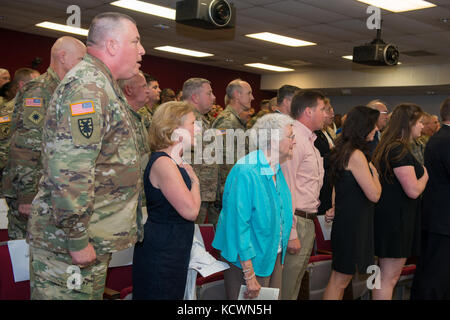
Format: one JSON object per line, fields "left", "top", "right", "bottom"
{"left": 212, "top": 79, "right": 254, "bottom": 210}
{"left": 1, "top": 36, "right": 86, "bottom": 240}
{"left": 0, "top": 68, "right": 11, "bottom": 89}
{"left": 119, "top": 71, "right": 151, "bottom": 239}
{"left": 181, "top": 78, "right": 220, "bottom": 225}
{"left": 0, "top": 68, "right": 40, "bottom": 191}
{"left": 27, "top": 12, "right": 145, "bottom": 300}
{"left": 137, "top": 75, "right": 161, "bottom": 131}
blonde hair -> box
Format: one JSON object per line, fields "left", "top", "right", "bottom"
{"left": 149, "top": 101, "right": 194, "bottom": 150}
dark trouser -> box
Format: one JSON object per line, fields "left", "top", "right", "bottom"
{"left": 410, "top": 231, "right": 450, "bottom": 300}
{"left": 223, "top": 254, "right": 283, "bottom": 300}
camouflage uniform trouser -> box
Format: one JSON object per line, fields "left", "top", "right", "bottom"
{"left": 195, "top": 201, "right": 221, "bottom": 226}
{"left": 29, "top": 245, "right": 111, "bottom": 300}
{"left": 6, "top": 198, "right": 27, "bottom": 240}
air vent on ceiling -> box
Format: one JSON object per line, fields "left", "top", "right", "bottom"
{"left": 283, "top": 59, "right": 312, "bottom": 67}
{"left": 402, "top": 50, "right": 436, "bottom": 57}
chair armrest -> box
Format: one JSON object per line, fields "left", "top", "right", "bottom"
{"left": 103, "top": 287, "right": 120, "bottom": 300}
{"left": 316, "top": 249, "right": 332, "bottom": 255}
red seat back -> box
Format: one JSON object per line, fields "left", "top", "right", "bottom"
{"left": 0, "top": 243, "right": 30, "bottom": 300}
{"left": 0, "top": 229, "right": 9, "bottom": 242}
{"left": 105, "top": 265, "right": 133, "bottom": 293}
{"left": 313, "top": 218, "right": 332, "bottom": 253}
{"left": 198, "top": 224, "right": 219, "bottom": 260}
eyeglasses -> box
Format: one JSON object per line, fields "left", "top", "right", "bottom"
{"left": 379, "top": 111, "right": 388, "bottom": 114}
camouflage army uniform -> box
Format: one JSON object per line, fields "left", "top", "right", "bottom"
{"left": 137, "top": 105, "right": 153, "bottom": 131}
{"left": 1, "top": 68, "right": 60, "bottom": 240}
{"left": 27, "top": 54, "right": 143, "bottom": 300}
{"left": 0, "top": 98, "right": 15, "bottom": 191}
{"left": 127, "top": 106, "right": 151, "bottom": 240}
{"left": 246, "top": 109, "right": 271, "bottom": 129}
{"left": 189, "top": 109, "right": 219, "bottom": 225}
{"left": 212, "top": 105, "right": 248, "bottom": 211}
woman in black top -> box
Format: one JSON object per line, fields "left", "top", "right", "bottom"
{"left": 372, "top": 103, "right": 429, "bottom": 300}
{"left": 323, "top": 106, "right": 381, "bottom": 300}
{"left": 133, "top": 101, "right": 201, "bottom": 300}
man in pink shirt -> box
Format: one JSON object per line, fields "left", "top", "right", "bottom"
{"left": 281, "top": 90, "right": 327, "bottom": 300}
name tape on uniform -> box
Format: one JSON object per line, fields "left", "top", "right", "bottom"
{"left": 24, "top": 98, "right": 43, "bottom": 107}
{"left": 0, "top": 116, "right": 10, "bottom": 123}
{"left": 70, "top": 101, "right": 95, "bottom": 116}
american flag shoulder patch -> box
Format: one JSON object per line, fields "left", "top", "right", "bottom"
{"left": 24, "top": 98, "right": 43, "bottom": 107}
{"left": 0, "top": 116, "right": 10, "bottom": 123}
{"left": 70, "top": 101, "right": 95, "bottom": 116}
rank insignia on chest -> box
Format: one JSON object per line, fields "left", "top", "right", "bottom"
{"left": 78, "top": 118, "right": 93, "bottom": 139}
{"left": 29, "top": 111, "right": 44, "bottom": 125}
{"left": 24, "top": 98, "right": 43, "bottom": 107}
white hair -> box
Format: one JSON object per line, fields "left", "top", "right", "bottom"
{"left": 250, "top": 113, "right": 293, "bottom": 151}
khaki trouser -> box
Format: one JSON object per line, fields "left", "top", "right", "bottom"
{"left": 29, "top": 245, "right": 111, "bottom": 300}
{"left": 281, "top": 216, "right": 316, "bottom": 300}
{"left": 223, "top": 253, "right": 283, "bottom": 300}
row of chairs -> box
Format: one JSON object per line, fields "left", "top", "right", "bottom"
{"left": 0, "top": 220, "right": 416, "bottom": 300}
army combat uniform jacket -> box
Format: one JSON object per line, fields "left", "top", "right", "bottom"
{"left": 28, "top": 54, "right": 143, "bottom": 255}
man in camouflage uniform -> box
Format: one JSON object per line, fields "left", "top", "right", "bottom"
{"left": 119, "top": 71, "right": 151, "bottom": 237}
{"left": 0, "top": 68, "right": 40, "bottom": 191}
{"left": 137, "top": 75, "right": 161, "bottom": 131}
{"left": 212, "top": 79, "right": 254, "bottom": 209}
{"left": 181, "top": 78, "right": 220, "bottom": 225}
{"left": 1, "top": 36, "right": 86, "bottom": 240}
{"left": 27, "top": 12, "right": 145, "bottom": 300}
{"left": 0, "top": 68, "right": 11, "bottom": 89}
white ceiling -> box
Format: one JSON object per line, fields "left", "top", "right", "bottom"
{"left": 1, "top": 0, "right": 450, "bottom": 94}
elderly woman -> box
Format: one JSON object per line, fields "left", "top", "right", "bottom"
{"left": 372, "top": 103, "right": 429, "bottom": 300}
{"left": 133, "top": 101, "right": 201, "bottom": 300}
{"left": 212, "top": 113, "right": 295, "bottom": 300}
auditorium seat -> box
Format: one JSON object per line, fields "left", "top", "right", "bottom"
{"left": 0, "top": 241, "right": 30, "bottom": 300}
{"left": 0, "top": 229, "right": 9, "bottom": 243}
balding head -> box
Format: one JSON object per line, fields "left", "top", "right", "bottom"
{"left": 50, "top": 36, "right": 86, "bottom": 79}
{"left": 86, "top": 12, "right": 145, "bottom": 81}
{"left": 226, "top": 79, "right": 254, "bottom": 113}
{"left": 367, "top": 99, "right": 388, "bottom": 130}
{"left": 0, "top": 68, "right": 10, "bottom": 88}
{"left": 119, "top": 72, "right": 149, "bottom": 111}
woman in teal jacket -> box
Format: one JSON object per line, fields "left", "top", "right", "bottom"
{"left": 213, "top": 113, "right": 294, "bottom": 300}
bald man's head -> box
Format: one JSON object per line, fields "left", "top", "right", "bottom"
{"left": 50, "top": 36, "right": 86, "bottom": 78}
{"left": 0, "top": 68, "right": 10, "bottom": 88}
{"left": 119, "top": 72, "right": 149, "bottom": 111}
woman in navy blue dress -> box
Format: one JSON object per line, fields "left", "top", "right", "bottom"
{"left": 133, "top": 101, "right": 201, "bottom": 300}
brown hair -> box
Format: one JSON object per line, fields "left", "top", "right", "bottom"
{"left": 372, "top": 103, "right": 424, "bottom": 181}
{"left": 148, "top": 101, "right": 194, "bottom": 151}
{"left": 440, "top": 98, "right": 450, "bottom": 122}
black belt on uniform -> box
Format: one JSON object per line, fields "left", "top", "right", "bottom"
{"left": 294, "top": 210, "right": 317, "bottom": 220}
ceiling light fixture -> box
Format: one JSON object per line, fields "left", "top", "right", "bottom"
{"left": 154, "top": 46, "right": 213, "bottom": 57}
{"left": 35, "top": 21, "right": 88, "bottom": 36}
{"left": 244, "top": 63, "right": 294, "bottom": 72}
{"left": 111, "top": 0, "right": 176, "bottom": 20}
{"left": 356, "top": 0, "right": 436, "bottom": 13}
{"left": 246, "top": 32, "right": 316, "bottom": 47}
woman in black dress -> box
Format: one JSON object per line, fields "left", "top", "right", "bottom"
{"left": 372, "top": 103, "right": 429, "bottom": 300}
{"left": 133, "top": 101, "right": 201, "bottom": 300}
{"left": 323, "top": 106, "right": 381, "bottom": 300}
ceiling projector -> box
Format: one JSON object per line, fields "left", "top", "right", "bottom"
{"left": 176, "top": 0, "right": 236, "bottom": 29}
{"left": 353, "top": 28, "right": 399, "bottom": 66}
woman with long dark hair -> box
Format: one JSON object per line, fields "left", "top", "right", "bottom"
{"left": 323, "top": 106, "right": 381, "bottom": 300}
{"left": 372, "top": 103, "right": 429, "bottom": 300}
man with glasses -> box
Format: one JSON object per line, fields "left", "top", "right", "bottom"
{"left": 367, "top": 99, "right": 389, "bottom": 156}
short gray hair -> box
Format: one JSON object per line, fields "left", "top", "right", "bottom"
{"left": 87, "top": 12, "right": 136, "bottom": 47}
{"left": 181, "top": 78, "right": 210, "bottom": 101}
{"left": 226, "top": 78, "right": 244, "bottom": 100}
{"left": 118, "top": 71, "right": 144, "bottom": 91}
{"left": 250, "top": 113, "right": 294, "bottom": 151}
{"left": 367, "top": 99, "right": 386, "bottom": 109}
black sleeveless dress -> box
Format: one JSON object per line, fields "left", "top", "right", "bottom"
{"left": 331, "top": 170, "right": 375, "bottom": 275}
{"left": 132, "top": 151, "right": 194, "bottom": 300}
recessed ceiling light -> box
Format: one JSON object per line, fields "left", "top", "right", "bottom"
{"left": 154, "top": 46, "right": 213, "bottom": 57}
{"left": 111, "top": 0, "right": 176, "bottom": 20}
{"left": 356, "top": 0, "right": 436, "bottom": 13}
{"left": 35, "top": 21, "right": 88, "bottom": 36}
{"left": 246, "top": 32, "right": 316, "bottom": 47}
{"left": 342, "top": 55, "right": 402, "bottom": 64}
{"left": 244, "top": 63, "right": 294, "bottom": 72}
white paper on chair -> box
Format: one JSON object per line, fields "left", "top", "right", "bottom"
{"left": 7, "top": 239, "right": 30, "bottom": 282}
{"left": 0, "top": 198, "right": 8, "bottom": 229}
{"left": 238, "top": 285, "right": 279, "bottom": 300}
{"left": 108, "top": 246, "right": 134, "bottom": 268}
{"left": 317, "top": 215, "right": 332, "bottom": 241}
{"left": 188, "top": 225, "right": 229, "bottom": 278}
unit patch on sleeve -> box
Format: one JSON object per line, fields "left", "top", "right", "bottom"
{"left": 28, "top": 110, "right": 44, "bottom": 125}
{"left": 78, "top": 118, "right": 93, "bottom": 139}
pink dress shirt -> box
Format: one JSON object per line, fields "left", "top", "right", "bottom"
{"left": 281, "top": 120, "right": 324, "bottom": 240}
